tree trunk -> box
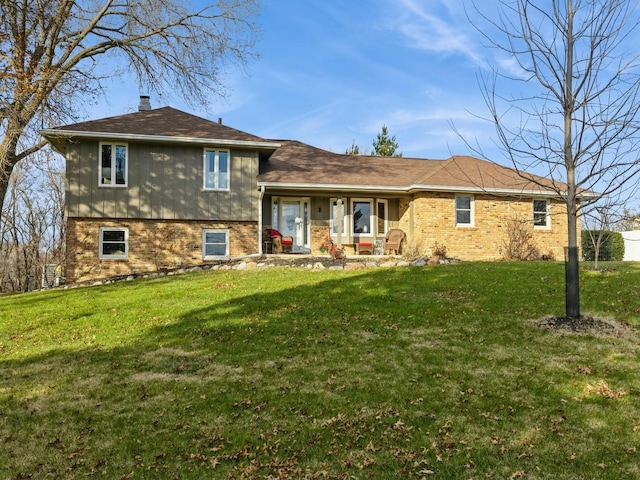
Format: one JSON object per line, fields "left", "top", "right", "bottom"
{"left": 564, "top": 0, "right": 580, "bottom": 319}
{"left": 0, "top": 161, "right": 12, "bottom": 226}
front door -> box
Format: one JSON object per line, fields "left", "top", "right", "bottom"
{"left": 278, "top": 198, "right": 310, "bottom": 253}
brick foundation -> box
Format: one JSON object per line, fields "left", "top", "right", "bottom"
{"left": 66, "top": 218, "right": 258, "bottom": 283}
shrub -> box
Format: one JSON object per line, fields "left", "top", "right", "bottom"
{"left": 431, "top": 241, "right": 448, "bottom": 258}
{"left": 500, "top": 217, "right": 539, "bottom": 260}
{"left": 581, "top": 230, "right": 625, "bottom": 261}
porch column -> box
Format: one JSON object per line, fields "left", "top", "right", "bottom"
{"left": 337, "top": 197, "right": 343, "bottom": 247}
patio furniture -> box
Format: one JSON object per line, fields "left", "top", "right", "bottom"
{"left": 384, "top": 229, "right": 406, "bottom": 255}
{"left": 356, "top": 241, "right": 374, "bottom": 255}
{"left": 267, "top": 228, "right": 293, "bottom": 253}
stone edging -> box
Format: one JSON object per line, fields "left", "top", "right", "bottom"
{"left": 59, "top": 255, "right": 458, "bottom": 289}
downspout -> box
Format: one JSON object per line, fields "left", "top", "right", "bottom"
{"left": 337, "top": 197, "right": 343, "bottom": 248}
{"left": 258, "top": 186, "right": 265, "bottom": 255}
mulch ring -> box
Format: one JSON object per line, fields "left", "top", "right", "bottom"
{"left": 534, "top": 315, "right": 635, "bottom": 338}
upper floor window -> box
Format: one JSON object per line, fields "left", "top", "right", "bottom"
{"left": 100, "top": 142, "right": 127, "bottom": 186}
{"left": 204, "top": 149, "right": 230, "bottom": 190}
{"left": 203, "top": 229, "right": 229, "bottom": 259}
{"left": 99, "top": 227, "right": 128, "bottom": 259}
{"left": 533, "top": 199, "right": 550, "bottom": 228}
{"left": 455, "top": 195, "right": 474, "bottom": 226}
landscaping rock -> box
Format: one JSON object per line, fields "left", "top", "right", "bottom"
{"left": 61, "top": 254, "right": 462, "bottom": 289}
{"left": 427, "top": 255, "right": 441, "bottom": 266}
{"left": 344, "top": 262, "right": 367, "bottom": 271}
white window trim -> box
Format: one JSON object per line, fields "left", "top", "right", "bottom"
{"left": 352, "top": 198, "right": 374, "bottom": 237}
{"left": 99, "top": 141, "right": 128, "bottom": 187}
{"left": 455, "top": 194, "right": 475, "bottom": 227}
{"left": 99, "top": 227, "right": 129, "bottom": 260}
{"left": 203, "top": 148, "right": 231, "bottom": 191}
{"left": 272, "top": 197, "right": 280, "bottom": 230}
{"left": 533, "top": 199, "right": 551, "bottom": 230}
{"left": 377, "top": 199, "right": 389, "bottom": 236}
{"left": 202, "top": 229, "right": 229, "bottom": 259}
{"left": 330, "top": 198, "right": 348, "bottom": 237}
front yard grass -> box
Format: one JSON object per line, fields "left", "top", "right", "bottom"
{"left": 1, "top": 261, "right": 639, "bottom": 479}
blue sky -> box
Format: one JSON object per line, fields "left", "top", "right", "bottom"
{"left": 100, "top": 0, "right": 505, "bottom": 160}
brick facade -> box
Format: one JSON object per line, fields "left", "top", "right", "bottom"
{"left": 66, "top": 218, "right": 258, "bottom": 283}
{"left": 399, "top": 192, "right": 574, "bottom": 260}
{"left": 66, "top": 194, "right": 576, "bottom": 283}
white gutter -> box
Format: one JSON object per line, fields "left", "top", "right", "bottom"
{"left": 256, "top": 181, "right": 598, "bottom": 199}
{"left": 40, "top": 128, "right": 281, "bottom": 149}
{"left": 258, "top": 186, "right": 265, "bottom": 255}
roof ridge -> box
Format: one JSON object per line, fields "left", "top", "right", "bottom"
{"left": 413, "top": 156, "right": 451, "bottom": 184}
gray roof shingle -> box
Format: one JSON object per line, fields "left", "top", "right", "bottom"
{"left": 55, "top": 106, "right": 268, "bottom": 142}
{"left": 257, "top": 140, "right": 563, "bottom": 195}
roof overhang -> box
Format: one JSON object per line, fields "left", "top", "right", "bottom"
{"left": 40, "top": 128, "right": 281, "bottom": 154}
{"left": 257, "top": 181, "right": 595, "bottom": 199}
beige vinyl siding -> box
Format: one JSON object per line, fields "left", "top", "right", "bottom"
{"left": 66, "top": 139, "right": 260, "bottom": 221}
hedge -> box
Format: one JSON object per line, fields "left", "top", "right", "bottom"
{"left": 581, "top": 230, "right": 625, "bottom": 261}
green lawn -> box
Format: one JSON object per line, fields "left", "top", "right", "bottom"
{"left": 1, "top": 261, "right": 640, "bottom": 479}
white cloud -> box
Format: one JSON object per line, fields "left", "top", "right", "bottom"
{"left": 389, "top": 0, "right": 484, "bottom": 65}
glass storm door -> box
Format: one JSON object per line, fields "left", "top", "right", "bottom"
{"left": 278, "top": 199, "right": 309, "bottom": 253}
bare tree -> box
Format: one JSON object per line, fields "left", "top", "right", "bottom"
{"left": 0, "top": 0, "right": 262, "bottom": 216}
{"left": 465, "top": 0, "right": 640, "bottom": 318}
{"left": 0, "top": 150, "right": 65, "bottom": 291}
{"left": 616, "top": 208, "right": 640, "bottom": 231}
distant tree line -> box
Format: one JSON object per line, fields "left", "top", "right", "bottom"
{"left": 0, "top": 151, "right": 65, "bottom": 292}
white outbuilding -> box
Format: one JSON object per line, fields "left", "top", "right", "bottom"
{"left": 621, "top": 231, "right": 640, "bottom": 261}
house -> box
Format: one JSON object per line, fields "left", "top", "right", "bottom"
{"left": 41, "top": 97, "right": 576, "bottom": 283}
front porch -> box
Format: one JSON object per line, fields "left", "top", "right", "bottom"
{"left": 263, "top": 195, "right": 405, "bottom": 256}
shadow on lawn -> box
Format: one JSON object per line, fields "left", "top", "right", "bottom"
{"left": 3, "top": 262, "right": 640, "bottom": 478}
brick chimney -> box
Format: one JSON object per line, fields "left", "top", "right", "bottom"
{"left": 138, "top": 95, "right": 151, "bottom": 111}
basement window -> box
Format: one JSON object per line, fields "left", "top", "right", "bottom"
{"left": 99, "top": 227, "right": 128, "bottom": 259}
{"left": 203, "top": 229, "right": 229, "bottom": 259}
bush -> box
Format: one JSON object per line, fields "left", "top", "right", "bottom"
{"left": 500, "top": 217, "right": 539, "bottom": 260}
{"left": 581, "top": 230, "right": 625, "bottom": 261}
{"left": 431, "top": 241, "right": 448, "bottom": 258}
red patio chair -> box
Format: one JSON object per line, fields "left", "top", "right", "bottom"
{"left": 267, "top": 229, "right": 293, "bottom": 253}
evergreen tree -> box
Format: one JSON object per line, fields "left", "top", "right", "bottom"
{"left": 372, "top": 125, "right": 402, "bottom": 157}
{"left": 345, "top": 141, "right": 361, "bottom": 155}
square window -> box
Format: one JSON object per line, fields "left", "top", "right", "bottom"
{"left": 100, "top": 142, "right": 127, "bottom": 186}
{"left": 456, "top": 195, "right": 474, "bottom": 226}
{"left": 99, "top": 227, "right": 128, "bottom": 259}
{"left": 203, "top": 229, "right": 229, "bottom": 259}
{"left": 204, "top": 149, "right": 230, "bottom": 190}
